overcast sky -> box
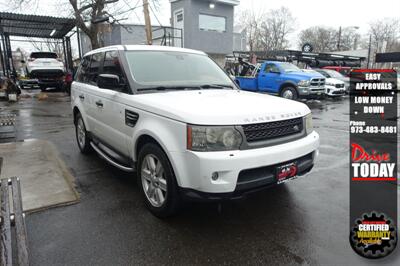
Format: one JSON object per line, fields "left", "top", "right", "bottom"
{"left": 1, "top": 0, "right": 399, "bottom": 53}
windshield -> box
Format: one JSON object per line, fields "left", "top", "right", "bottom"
{"left": 125, "top": 51, "right": 233, "bottom": 90}
{"left": 279, "top": 62, "right": 301, "bottom": 73}
{"left": 325, "top": 69, "right": 344, "bottom": 78}
{"left": 316, "top": 70, "right": 330, "bottom": 78}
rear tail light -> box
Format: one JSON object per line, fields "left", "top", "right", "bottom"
{"left": 57, "top": 58, "right": 63, "bottom": 62}
{"left": 65, "top": 73, "right": 73, "bottom": 82}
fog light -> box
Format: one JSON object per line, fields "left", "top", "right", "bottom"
{"left": 211, "top": 172, "right": 219, "bottom": 180}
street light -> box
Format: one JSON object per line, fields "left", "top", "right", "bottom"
{"left": 337, "top": 26, "right": 359, "bottom": 51}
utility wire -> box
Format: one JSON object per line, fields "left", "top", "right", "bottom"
{"left": 148, "top": 0, "right": 162, "bottom": 26}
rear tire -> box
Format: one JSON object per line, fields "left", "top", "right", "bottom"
{"left": 280, "top": 86, "right": 298, "bottom": 100}
{"left": 137, "top": 143, "right": 181, "bottom": 218}
{"left": 75, "top": 113, "right": 92, "bottom": 154}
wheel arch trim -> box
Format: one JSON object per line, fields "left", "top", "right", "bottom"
{"left": 133, "top": 129, "right": 183, "bottom": 187}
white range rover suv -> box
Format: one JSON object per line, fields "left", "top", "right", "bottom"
{"left": 72, "top": 45, "right": 319, "bottom": 217}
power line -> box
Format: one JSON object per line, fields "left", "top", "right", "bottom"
{"left": 149, "top": 0, "right": 162, "bottom": 26}
{"left": 117, "top": 0, "right": 143, "bottom": 21}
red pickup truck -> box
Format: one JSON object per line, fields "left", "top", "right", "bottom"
{"left": 322, "top": 66, "right": 353, "bottom": 77}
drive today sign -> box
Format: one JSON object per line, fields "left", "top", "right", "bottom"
{"left": 349, "top": 69, "right": 398, "bottom": 258}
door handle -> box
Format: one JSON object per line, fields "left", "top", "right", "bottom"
{"left": 79, "top": 94, "right": 85, "bottom": 100}
{"left": 261, "top": 74, "right": 266, "bottom": 77}
{"left": 95, "top": 100, "right": 103, "bottom": 108}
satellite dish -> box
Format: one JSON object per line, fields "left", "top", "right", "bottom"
{"left": 302, "top": 43, "right": 313, "bottom": 53}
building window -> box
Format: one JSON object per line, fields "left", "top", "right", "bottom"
{"left": 177, "top": 13, "right": 183, "bottom": 22}
{"left": 199, "top": 14, "right": 226, "bottom": 32}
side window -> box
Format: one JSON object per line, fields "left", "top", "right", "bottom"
{"left": 102, "top": 50, "right": 128, "bottom": 91}
{"left": 76, "top": 56, "right": 90, "bottom": 82}
{"left": 88, "top": 53, "right": 103, "bottom": 85}
{"left": 264, "top": 64, "right": 280, "bottom": 73}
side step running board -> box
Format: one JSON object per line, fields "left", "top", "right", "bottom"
{"left": 90, "top": 142, "right": 135, "bottom": 172}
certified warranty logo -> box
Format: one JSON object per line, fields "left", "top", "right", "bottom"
{"left": 350, "top": 212, "right": 397, "bottom": 259}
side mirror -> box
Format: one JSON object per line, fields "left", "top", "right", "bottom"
{"left": 97, "top": 74, "right": 120, "bottom": 90}
{"left": 270, "top": 70, "right": 281, "bottom": 74}
{"left": 20, "top": 60, "right": 26, "bottom": 64}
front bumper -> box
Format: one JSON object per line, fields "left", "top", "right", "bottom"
{"left": 325, "top": 86, "right": 346, "bottom": 97}
{"left": 181, "top": 151, "right": 315, "bottom": 201}
{"left": 170, "top": 131, "right": 319, "bottom": 196}
{"left": 297, "top": 86, "right": 325, "bottom": 98}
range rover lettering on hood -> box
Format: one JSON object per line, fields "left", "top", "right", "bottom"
{"left": 244, "top": 112, "right": 304, "bottom": 124}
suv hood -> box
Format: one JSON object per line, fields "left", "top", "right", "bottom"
{"left": 326, "top": 78, "right": 345, "bottom": 85}
{"left": 129, "top": 90, "right": 310, "bottom": 125}
{"left": 284, "top": 71, "right": 325, "bottom": 80}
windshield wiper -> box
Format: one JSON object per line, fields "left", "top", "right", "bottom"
{"left": 137, "top": 84, "right": 233, "bottom": 92}
{"left": 137, "top": 86, "right": 201, "bottom": 92}
{"left": 199, "top": 84, "right": 233, "bottom": 89}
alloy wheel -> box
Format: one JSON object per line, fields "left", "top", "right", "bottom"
{"left": 282, "top": 90, "right": 294, "bottom": 99}
{"left": 141, "top": 154, "right": 167, "bottom": 207}
{"left": 77, "top": 118, "right": 86, "bottom": 148}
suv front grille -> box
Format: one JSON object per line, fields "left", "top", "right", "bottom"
{"left": 310, "top": 78, "right": 325, "bottom": 87}
{"left": 242, "top": 117, "right": 303, "bottom": 142}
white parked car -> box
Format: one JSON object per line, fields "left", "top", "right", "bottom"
{"left": 303, "top": 69, "right": 345, "bottom": 97}
{"left": 25, "top": 52, "right": 65, "bottom": 91}
{"left": 324, "top": 78, "right": 346, "bottom": 97}
{"left": 71, "top": 45, "right": 320, "bottom": 217}
{"left": 315, "top": 69, "right": 350, "bottom": 92}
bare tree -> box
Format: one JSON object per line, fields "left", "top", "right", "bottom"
{"left": 368, "top": 18, "right": 400, "bottom": 53}
{"left": 237, "top": 9, "right": 264, "bottom": 53}
{"left": 260, "top": 7, "right": 295, "bottom": 52}
{"left": 337, "top": 27, "right": 361, "bottom": 51}
{"left": 298, "top": 27, "right": 337, "bottom": 52}
{"left": 237, "top": 7, "right": 295, "bottom": 53}
{"left": 69, "top": 0, "right": 121, "bottom": 49}
{"left": 299, "top": 26, "right": 362, "bottom": 52}
{"left": 8, "top": 0, "right": 158, "bottom": 50}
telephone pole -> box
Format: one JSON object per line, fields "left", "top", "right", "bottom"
{"left": 143, "top": 0, "right": 152, "bottom": 45}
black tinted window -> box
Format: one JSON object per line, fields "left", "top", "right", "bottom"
{"left": 101, "top": 51, "right": 128, "bottom": 91}
{"left": 103, "top": 51, "right": 123, "bottom": 77}
{"left": 264, "top": 64, "right": 280, "bottom": 73}
{"left": 316, "top": 70, "right": 330, "bottom": 78}
{"left": 30, "top": 52, "right": 58, "bottom": 59}
{"left": 76, "top": 56, "right": 90, "bottom": 82}
{"left": 88, "top": 53, "right": 103, "bottom": 84}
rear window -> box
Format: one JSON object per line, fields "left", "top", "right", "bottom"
{"left": 30, "top": 52, "right": 58, "bottom": 59}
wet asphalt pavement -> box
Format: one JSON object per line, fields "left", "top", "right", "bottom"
{"left": 0, "top": 91, "right": 399, "bottom": 265}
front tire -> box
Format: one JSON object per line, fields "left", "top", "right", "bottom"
{"left": 75, "top": 113, "right": 92, "bottom": 154}
{"left": 137, "top": 143, "right": 181, "bottom": 218}
{"left": 280, "top": 86, "right": 298, "bottom": 100}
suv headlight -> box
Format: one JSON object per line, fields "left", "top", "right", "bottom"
{"left": 187, "top": 125, "right": 243, "bottom": 151}
{"left": 298, "top": 80, "right": 310, "bottom": 87}
{"left": 305, "top": 113, "right": 313, "bottom": 135}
